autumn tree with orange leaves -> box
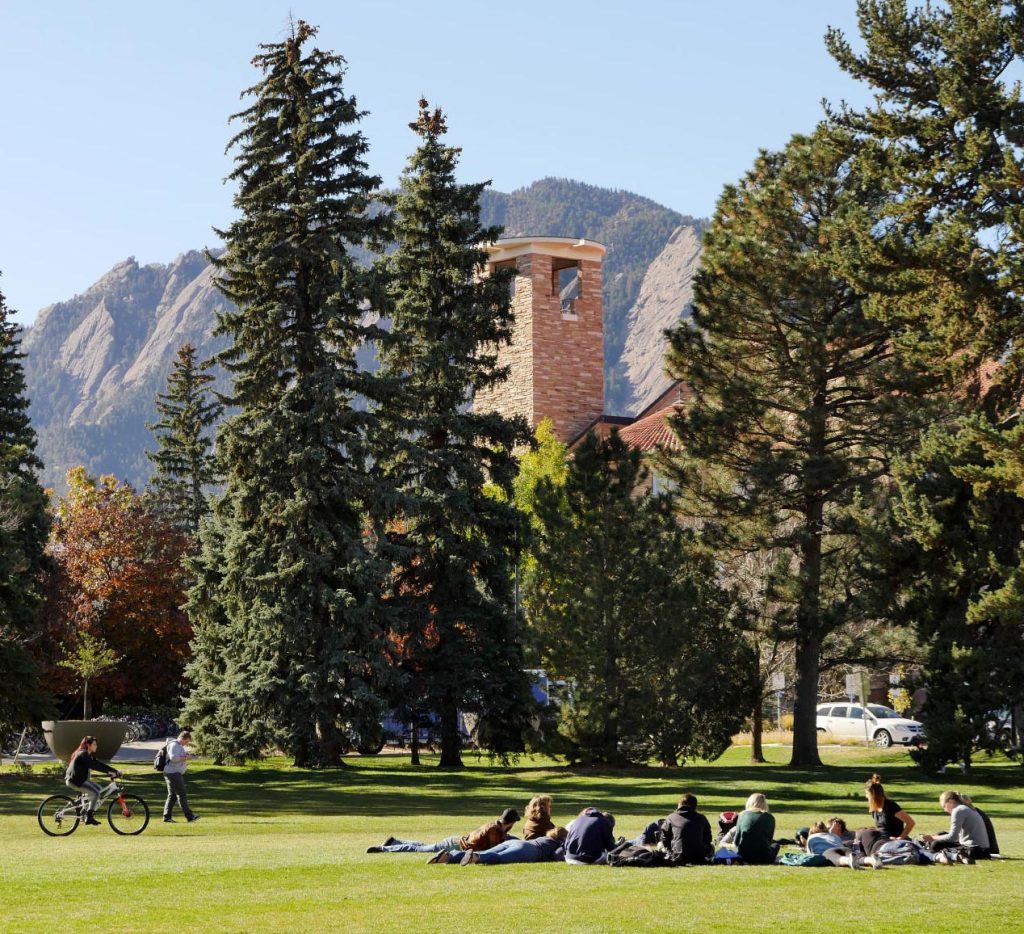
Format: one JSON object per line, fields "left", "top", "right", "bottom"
{"left": 37, "top": 467, "right": 192, "bottom": 710}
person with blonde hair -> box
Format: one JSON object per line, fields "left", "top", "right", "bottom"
{"left": 733, "top": 793, "right": 778, "bottom": 864}
{"left": 921, "top": 791, "right": 991, "bottom": 862}
{"left": 522, "top": 794, "right": 555, "bottom": 840}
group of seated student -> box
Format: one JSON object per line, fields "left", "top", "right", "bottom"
{"left": 365, "top": 773, "right": 997, "bottom": 868}
{"left": 793, "top": 775, "right": 997, "bottom": 867}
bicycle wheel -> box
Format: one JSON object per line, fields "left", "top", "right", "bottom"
{"left": 107, "top": 794, "right": 150, "bottom": 835}
{"left": 37, "top": 795, "right": 81, "bottom": 836}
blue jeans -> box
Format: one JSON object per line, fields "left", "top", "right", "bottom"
{"left": 381, "top": 835, "right": 460, "bottom": 853}
{"left": 632, "top": 821, "right": 662, "bottom": 846}
{"left": 477, "top": 840, "right": 542, "bottom": 865}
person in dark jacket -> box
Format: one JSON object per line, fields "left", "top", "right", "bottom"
{"left": 661, "top": 793, "right": 713, "bottom": 865}
{"left": 564, "top": 808, "right": 616, "bottom": 864}
{"left": 65, "top": 735, "right": 121, "bottom": 825}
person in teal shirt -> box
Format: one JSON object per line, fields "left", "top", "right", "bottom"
{"left": 734, "top": 793, "right": 778, "bottom": 864}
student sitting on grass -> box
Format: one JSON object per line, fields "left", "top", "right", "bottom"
{"left": 564, "top": 808, "right": 617, "bottom": 865}
{"left": 733, "top": 793, "right": 778, "bottom": 865}
{"left": 920, "top": 791, "right": 991, "bottom": 863}
{"left": 461, "top": 827, "right": 567, "bottom": 865}
{"left": 864, "top": 773, "right": 915, "bottom": 840}
{"left": 366, "top": 808, "right": 520, "bottom": 862}
{"left": 659, "top": 793, "right": 714, "bottom": 865}
{"left": 522, "top": 795, "right": 556, "bottom": 840}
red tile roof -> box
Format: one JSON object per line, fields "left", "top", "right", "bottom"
{"left": 618, "top": 382, "right": 690, "bottom": 454}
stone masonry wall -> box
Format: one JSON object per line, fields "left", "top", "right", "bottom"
{"left": 474, "top": 257, "right": 535, "bottom": 425}
{"left": 474, "top": 249, "right": 604, "bottom": 444}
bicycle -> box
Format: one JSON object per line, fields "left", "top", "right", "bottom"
{"left": 37, "top": 777, "right": 150, "bottom": 837}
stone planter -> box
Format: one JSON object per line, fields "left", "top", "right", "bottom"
{"left": 42, "top": 720, "right": 129, "bottom": 762}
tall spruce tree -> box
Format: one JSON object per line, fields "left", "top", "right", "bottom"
{"left": 664, "top": 127, "right": 934, "bottom": 767}
{"left": 375, "top": 101, "right": 533, "bottom": 768}
{"left": 0, "top": 280, "right": 52, "bottom": 731}
{"left": 526, "top": 431, "right": 754, "bottom": 766}
{"left": 827, "top": 0, "right": 1024, "bottom": 756}
{"left": 181, "top": 21, "right": 389, "bottom": 767}
{"left": 146, "top": 342, "right": 222, "bottom": 538}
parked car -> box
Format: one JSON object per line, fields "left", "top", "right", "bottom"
{"left": 984, "top": 708, "right": 1018, "bottom": 748}
{"left": 816, "top": 702, "right": 924, "bottom": 747}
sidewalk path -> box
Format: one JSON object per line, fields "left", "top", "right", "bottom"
{"left": 2, "top": 738, "right": 169, "bottom": 766}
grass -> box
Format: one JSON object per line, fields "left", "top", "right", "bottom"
{"left": 2, "top": 745, "right": 1022, "bottom": 933}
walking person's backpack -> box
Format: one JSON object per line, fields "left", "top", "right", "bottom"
{"left": 153, "top": 741, "right": 170, "bottom": 772}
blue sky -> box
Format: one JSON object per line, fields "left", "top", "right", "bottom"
{"left": 0, "top": 1, "right": 869, "bottom": 325}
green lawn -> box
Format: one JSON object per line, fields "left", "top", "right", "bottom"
{"left": 2, "top": 746, "right": 1021, "bottom": 933}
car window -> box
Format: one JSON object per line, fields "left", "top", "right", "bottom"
{"left": 830, "top": 706, "right": 848, "bottom": 718}
{"left": 849, "top": 706, "right": 865, "bottom": 719}
{"left": 867, "top": 705, "right": 901, "bottom": 719}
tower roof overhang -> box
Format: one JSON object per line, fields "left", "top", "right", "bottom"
{"left": 485, "top": 236, "right": 606, "bottom": 264}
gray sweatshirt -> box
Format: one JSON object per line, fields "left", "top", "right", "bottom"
{"left": 933, "top": 805, "right": 989, "bottom": 850}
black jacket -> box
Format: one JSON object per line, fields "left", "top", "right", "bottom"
{"left": 65, "top": 750, "right": 117, "bottom": 787}
{"left": 663, "top": 806, "right": 713, "bottom": 864}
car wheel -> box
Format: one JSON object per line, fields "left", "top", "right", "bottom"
{"left": 874, "top": 730, "right": 893, "bottom": 748}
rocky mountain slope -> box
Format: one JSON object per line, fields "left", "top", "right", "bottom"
{"left": 22, "top": 179, "right": 703, "bottom": 493}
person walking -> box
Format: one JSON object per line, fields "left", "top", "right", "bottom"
{"left": 163, "top": 730, "right": 199, "bottom": 824}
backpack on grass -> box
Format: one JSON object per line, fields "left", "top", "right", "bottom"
{"left": 779, "top": 852, "right": 830, "bottom": 867}
{"left": 606, "top": 843, "right": 669, "bottom": 868}
{"left": 153, "top": 742, "right": 170, "bottom": 772}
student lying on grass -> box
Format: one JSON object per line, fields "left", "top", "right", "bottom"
{"left": 366, "top": 807, "right": 520, "bottom": 862}
{"left": 460, "top": 827, "right": 568, "bottom": 865}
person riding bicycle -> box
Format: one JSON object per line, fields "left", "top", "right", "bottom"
{"left": 65, "top": 736, "right": 121, "bottom": 825}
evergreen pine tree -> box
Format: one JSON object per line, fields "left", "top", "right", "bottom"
{"left": 375, "top": 101, "right": 533, "bottom": 768}
{"left": 664, "top": 127, "right": 934, "bottom": 767}
{"left": 526, "top": 431, "right": 753, "bottom": 766}
{"left": 181, "top": 21, "right": 389, "bottom": 767}
{"left": 146, "top": 342, "right": 222, "bottom": 537}
{"left": 865, "top": 423, "right": 1024, "bottom": 771}
{"left": 0, "top": 280, "right": 52, "bottom": 730}
{"left": 827, "top": 1, "right": 1024, "bottom": 755}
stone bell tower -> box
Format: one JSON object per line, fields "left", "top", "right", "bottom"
{"left": 476, "top": 236, "right": 606, "bottom": 443}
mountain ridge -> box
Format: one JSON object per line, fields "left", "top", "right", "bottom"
{"left": 23, "top": 179, "right": 703, "bottom": 493}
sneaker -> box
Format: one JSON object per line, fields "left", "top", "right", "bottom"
{"left": 460, "top": 850, "right": 478, "bottom": 866}
{"left": 866, "top": 855, "right": 884, "bottom": 869}
{"left": 187, "top": 815, "right": 201, "bottom": 823}
{"left": 162, "top": 817, "right": 177, "bottom": 823}
{"left": 382, "top": 836, "right": 397, "bottom": 847}
{"left": 956, "top": 851, "right": 975, "bottom": 865}
{"left": 427, "top": 851, "right": 451, "bottom": 865}
{"left": 84, "top": 814, "right": 101, "bottom": 826}
{"left": 848, "top": 853, "right": 861, "bottom": 869}
{"left": 366, "top": 846, "right": 383, "bottom": 853}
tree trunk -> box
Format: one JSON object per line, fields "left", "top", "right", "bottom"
{"left": 83, "top": 680, "right": 89, "bottom": 720}
{"left": 438, "top": 699, "right": 463, "bottom": 769}
{"left": 790, "top": 397, "right": 826, "bottom": 769}
{"left": 410, "top": 716, "right": 420, "bottom": 766}
{"left": 750, "top": 698, "right": 766, "bottom": 764}
{"left": 790, "top": 634, "right": 823, "bottom": 767}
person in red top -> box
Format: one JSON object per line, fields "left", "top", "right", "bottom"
{"left": 65, "top": 736, "right": 121, "bottom": 825}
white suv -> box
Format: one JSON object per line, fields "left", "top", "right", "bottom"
{"left": 816, "top": 703, "right": 924, "bottom": 747}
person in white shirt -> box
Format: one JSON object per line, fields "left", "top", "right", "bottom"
{"left": 162, "top": 730, "right": 199, "bottom": 824}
